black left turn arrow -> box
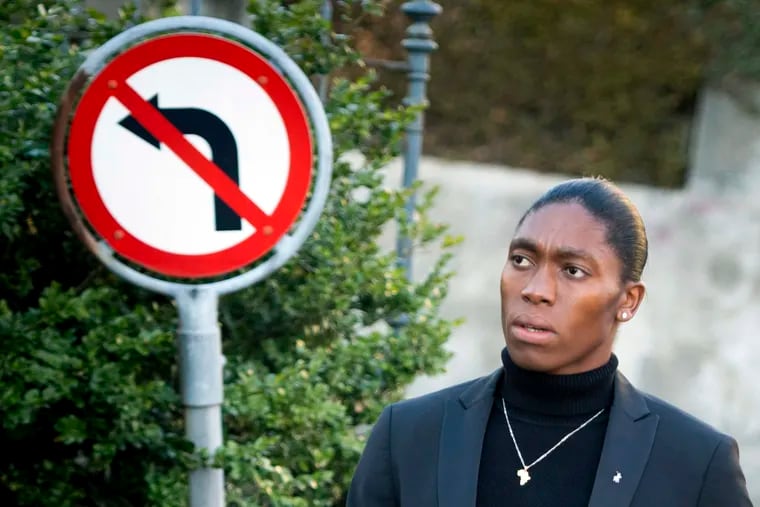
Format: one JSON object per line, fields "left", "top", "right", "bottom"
{"left": 118, "top": 94, "right": 242, "bottom": 231}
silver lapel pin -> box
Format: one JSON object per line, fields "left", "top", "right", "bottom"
{"left": 613, "top": 471, "right": 622, "bottom": 484}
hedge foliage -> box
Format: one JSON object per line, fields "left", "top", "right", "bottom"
{"left": 0, "top": 1, "right": 457, "bottom": 505}
{"left": 363, "top": 0, "right": 760, "bottom": 188}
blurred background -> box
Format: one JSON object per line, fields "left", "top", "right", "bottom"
{"left": 356, "top": 0, "right": 758, "bottom": 188}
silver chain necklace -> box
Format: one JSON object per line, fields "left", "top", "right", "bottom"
{"left": 500, "top": 397, "right": 605, "bottom": 486}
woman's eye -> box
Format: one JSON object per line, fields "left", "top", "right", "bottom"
{"left": 511, "top": 255, "right": 531, "bottom": 267}
{"left": 564, "top": 266, "right": 586, "bottom": 278}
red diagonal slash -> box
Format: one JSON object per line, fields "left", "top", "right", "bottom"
{"left": 112, "top": 82, "right": 269, "bottom": 229}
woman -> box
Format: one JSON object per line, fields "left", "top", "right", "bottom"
{"left": 347, "top": 178, "right": 752, "bottom": 506}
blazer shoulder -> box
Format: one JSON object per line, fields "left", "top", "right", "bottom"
{"left": 635, "top": 389, "right": 751, "bottom": 505}
{"left": 391, "top": 370, "right": 499, "bottom": 417}
{"left": 641, "top": 390, "right": 730, "bottom": 447}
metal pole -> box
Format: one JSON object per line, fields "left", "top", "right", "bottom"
{"left": 320, "top": 0, "right": 333, "bottom": 28}
{"left": 397, "top": 0, "right": 442, "bottom": 280}
{"left": 192, "top": 0, "right": 249, "bottom": 26}
{"left": 318, "top": 0, "right": 334, "bottom": 103}
{"left": 176, "top": 288, "right": 225, "bottom": 507}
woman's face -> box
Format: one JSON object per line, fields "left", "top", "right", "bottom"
{"left": 500, "top": 201, "right": 643, "bottom": 374}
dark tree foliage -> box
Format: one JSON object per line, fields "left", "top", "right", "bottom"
{"left": 361, "top": 0, "right": 760, "bottom": 188}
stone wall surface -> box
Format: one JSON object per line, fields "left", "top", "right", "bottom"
{"left": 389, "top": 87, "right": 760, "bottom": 502}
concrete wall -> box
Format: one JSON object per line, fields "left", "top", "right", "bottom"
{"left": 391, "top": 86, "right": 759, "bottom": 501}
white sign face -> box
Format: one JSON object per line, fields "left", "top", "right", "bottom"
{"left": 66, "top": 32, "right": 314, "bottom": 279}
{"left": 91, "top": 56, "right": 290, "bottom": 255}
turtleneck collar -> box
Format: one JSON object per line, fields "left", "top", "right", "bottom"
{"left": 499, "top": 347, "right": 618, "bottom": 416}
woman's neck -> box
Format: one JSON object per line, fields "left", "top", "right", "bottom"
{"left": 500, "top": 347, "right": 618, "bottom": 416}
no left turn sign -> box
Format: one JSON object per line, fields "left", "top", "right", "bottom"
{"left": 52, "top": 19, "right": 334, "bottom": 505}
{"left": 65, "top": 32, "right": 313, "bottom": 278}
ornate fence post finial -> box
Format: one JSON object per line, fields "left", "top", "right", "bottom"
{"left": 397, "top": 0, "right": 442, "bottom": 280}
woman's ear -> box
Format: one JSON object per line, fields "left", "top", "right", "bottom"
{"left": 617, "top": 281, "right": 645, "bottom": 322}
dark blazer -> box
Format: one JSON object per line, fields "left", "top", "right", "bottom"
{"left": 347, "top": 369, "right": 752, "bottom": 506}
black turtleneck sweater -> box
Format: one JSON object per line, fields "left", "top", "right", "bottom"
{"left": 476, "top": 349, "right": 618, "bottom": 507}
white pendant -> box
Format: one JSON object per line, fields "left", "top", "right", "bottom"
{"left": 517, "top": 468, "right": 531, "bottom": 486}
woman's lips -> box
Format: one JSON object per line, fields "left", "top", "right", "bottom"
{"left": 510, "top": 319, "right": 556, "bottom": 344}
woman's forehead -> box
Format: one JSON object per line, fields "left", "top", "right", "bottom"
{"left": 513, "top": 202, "right": 613, "bottom": 255}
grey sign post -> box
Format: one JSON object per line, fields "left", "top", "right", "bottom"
{"left": 51, "top": 16, "right": 332, "bottom": 507}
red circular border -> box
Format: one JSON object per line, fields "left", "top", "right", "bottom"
{"left": 68, "top": 33, "right": 313, "bottom": 278}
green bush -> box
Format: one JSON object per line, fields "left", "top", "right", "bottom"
{"left": 0, "top": 1, "right": 457, "bottom": 505}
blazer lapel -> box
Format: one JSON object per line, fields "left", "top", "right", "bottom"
{"left": 438, "top": 369, "right": 500, "bottom": 507}
{"left": 588, "top": 372, "right": 659, "bottom": 507}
